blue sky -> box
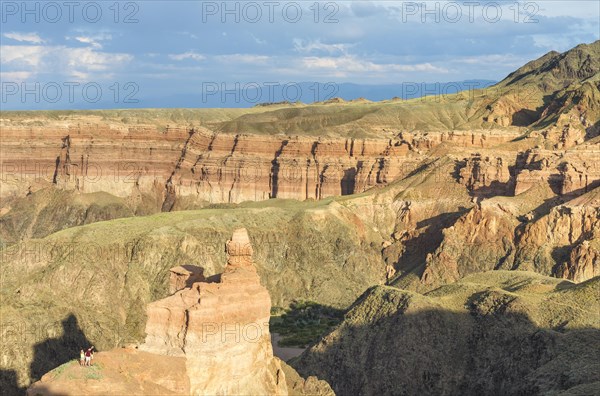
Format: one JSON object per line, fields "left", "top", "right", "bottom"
{"left": 1, "top": 1, "right": 599, "bottom": 109}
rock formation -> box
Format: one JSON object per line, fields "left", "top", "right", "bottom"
{"left": 418, "top": 186, "right": 600, "bottom": 289}
{"left": 168, "top": 265, "right": 204, "bottom": 294}
{"left": 557, "top": 239, "right": 600, "bottom": 282}
{"left": 458, "top": 153, "right": 512, "bottom": 196}
{"left": 512, "top": 147, "right": 600, "bottom": 196}
{"left": 0, "top": 119, "right": 519, "bottom": 209}
{"left": 26, "top": 229, "right": 333, "bottom": 395}
{"left": 141, "top": 228, "right": 287, "bottom": 395}
{"left": 514, "top": 190, "right": 600, "bottom": 279}
{"left": 420, "top": 201, "right": 518, "bottom": 288}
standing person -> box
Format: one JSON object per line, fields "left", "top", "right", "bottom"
{"left": 84, "top": 347, "right": 92, "bottom": 366}
{"left": 79, "top": 349, "right": 85, "bottom": 366}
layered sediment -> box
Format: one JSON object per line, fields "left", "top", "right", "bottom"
{"left": 0, "top": 120, "right": 520, "bottom": 207}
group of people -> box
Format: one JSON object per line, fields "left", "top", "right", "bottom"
{"left": 79, "top": 346, "right": 95, "bottom": 367}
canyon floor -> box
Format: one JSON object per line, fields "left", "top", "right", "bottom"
{"left": 1, "top": 41, "right": 599, "bottom": 395}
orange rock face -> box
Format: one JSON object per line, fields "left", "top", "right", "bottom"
{"left": 513, "top": 148, "right": 600, "bottom": 196}
{"left": 140, "top": 228, "right": 287, "bottom": 395}
{"left": 1, "top": 119, "right": 518, "bottom": 206}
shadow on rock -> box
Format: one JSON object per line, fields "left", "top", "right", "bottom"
{"left": 29, "top": 314, "right": 93, "bottom": 383}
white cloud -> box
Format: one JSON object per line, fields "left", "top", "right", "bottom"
{"left": 0, "top": 45, "right": 48, "bottom": 67}
{"left": 3, "top": 32, "right": 44, "bottom": 44}
{"left": 215, "top": 54, "right": 269, "bottom": 64}
{"left": 0, "top": 71, "right": 33, "bottom": 81}
{"left": 293, "top": 39, "right": 351, "bottom": 54}
{"left": 1, "top": 44, "right": 132, "bottom": 80}
{"left": 169, "top": 51, "right": 206, "bottom": 61}
{"left": 62, "top": 47, "right": 133, "bottom": 79}
{"left": 66, "top": 33, "right": 113, "bottom": 49}
{"left": 301, "top": 55, "right": 448, "bottom": 75}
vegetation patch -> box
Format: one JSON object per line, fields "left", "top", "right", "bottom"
{"left": 85, "top": 364, "right": 104, "bottom": 380}
{"left": 270, "top": 301, "right": 344, "bottom": 348}
{"left": 51, "top": 360, "right": 75, "bottom": 380}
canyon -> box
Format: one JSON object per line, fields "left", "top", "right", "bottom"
{"left": 1, "top": 41, "right": 599, "bottom": 394}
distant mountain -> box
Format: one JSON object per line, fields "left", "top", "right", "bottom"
{"left": 0, "top": 80, "right": 497, "bottom": 110}
{"left": 479, "top": 40, "right": 600, "bottom": 129}
{"left": 145, "top": 80, "right": 498, "bottom": 109}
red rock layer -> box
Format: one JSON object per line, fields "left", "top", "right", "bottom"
{"left": 1, "top": 121, "right": 518, "bottom": 205}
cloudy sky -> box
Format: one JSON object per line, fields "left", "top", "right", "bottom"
{"left": 1, "top": 1, "right": 598, "bottom": 108}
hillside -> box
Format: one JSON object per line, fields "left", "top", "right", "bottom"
{"left": 295, "top": 271, "right": 600, "bottom": 395}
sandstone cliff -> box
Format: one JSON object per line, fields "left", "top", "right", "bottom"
{"left": 142, "top": 228, "right": 287, "bottom": 395}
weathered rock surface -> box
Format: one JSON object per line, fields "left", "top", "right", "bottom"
{"left": 512, "top": 146, "right": 600, "bottom": 196}
{"left": 420, "top": 201, "right": 519, "bottom": 288}
{"left": 168, "top": 265, "right": 204, "bottom": 294}
{"left": 514, "top": 191, "right": 600, "bottom": 279}
{"left": 458, "top": 153, "right": 512, "bottom": 197}
{"left": 418, "top": 186, "right": 600, "bottom": 289}
{"left": 141, "top": 228, "right": 286, "bottom": 395}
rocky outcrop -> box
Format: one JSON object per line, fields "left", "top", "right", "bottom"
{"left": 513, "top": 146, "right": 600, "bottom": 196}
{"left": 418, "top": 186, "right": 600, "bottom": 288}
{"left": 27, "top": 229, "right": 332, "bottom": 395}
{"left": 168, "top": 265, "right": 204, "bottom": 294}
{"left": 420, "top": 202, "right": 518, "bottom": 288}
{"left": 141, "top": 228, "right": 287, "bottom": 395}
{"left": 514, "top": 195, "right": 600, "bottom": 279}
{"left": 513, "top": 145, "right": 599, "bottom": 197}
{"left": 556, "top": 240, "right": 600, "bottom": 282}
{"left": 458, "top": 153, "right": 512, "bottom": 196}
